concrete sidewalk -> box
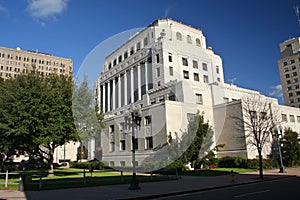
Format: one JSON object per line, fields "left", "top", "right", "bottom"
{"left": 1, "top": 167, "right": 299, "bottom": 200}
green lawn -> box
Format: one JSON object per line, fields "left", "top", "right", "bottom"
{"left": 180, "top": 168, "right": 257, "bottom": 176}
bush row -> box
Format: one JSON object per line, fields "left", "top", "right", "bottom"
{"left": 70, "top": 161, "right": 106, "bottom": 170}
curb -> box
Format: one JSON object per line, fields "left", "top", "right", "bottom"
{"left": 117, "top": 175, "right": 296, "bottom": 200}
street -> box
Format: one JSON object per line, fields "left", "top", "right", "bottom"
{"left": 156, "top": 176, "right": 300, "bottom": 200}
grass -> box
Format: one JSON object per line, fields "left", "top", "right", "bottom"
{"left": 0, "top": 167, "right": 258, "bottom": 191}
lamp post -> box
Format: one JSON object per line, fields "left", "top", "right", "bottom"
{"left": 273, "top": 126, "right": 285, "bottom": 173}
{"left": 128, "top": 104, "right": 141, "bottom": 190}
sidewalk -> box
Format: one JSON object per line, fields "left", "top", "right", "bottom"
{"left": 1, "top": 167, "right": 299, "bottom": 200}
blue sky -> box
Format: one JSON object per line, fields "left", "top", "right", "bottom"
{"left": 0, "top": 0, "right": 299, "bottom": 104}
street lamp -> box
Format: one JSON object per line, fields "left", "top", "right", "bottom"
{"left": 128, "top": 104, "right": 142, "bottom": 190}
{"left": 273, "top": 126, "right": 285, "bottom": 173}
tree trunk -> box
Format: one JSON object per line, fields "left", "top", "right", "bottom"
{"left": 48, "top": 149, "right": 54, "bottom": 177}
{"left": 258, "top": 151, "right": 263, "bottom": 179}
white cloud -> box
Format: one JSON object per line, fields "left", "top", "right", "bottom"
{"left": 0, "top": 4, "right": 9, "bottom": 15}
{"left": 269, "top": 84, "right": 283, "bottom": 98}
{"left": 27, "top": 0, "right": 68, "bottom": 21}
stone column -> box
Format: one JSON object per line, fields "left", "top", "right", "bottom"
{"left": 137, "top": 65, "right": 142, "bottom": 100}
{"left": 107, "top": 81, "right": 111, "bottom": 112}
{"left": 118, "top": 74, "right": 121, "bottom": 108}
{"left": 131, "top": 68, "right": 134, "bottom": 103}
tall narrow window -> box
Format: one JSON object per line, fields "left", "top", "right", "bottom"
{"left": 145, "top": 137, "right": 153, "bottom": 149}
{"left": 194, "top": 73, "right": 199, "bottom": 81}
{"left": 136, "top": 42, "right": 141, "bottom": 51}
{"left": 169, "top": 66, "right": 174, "bottom": 76}
{"left": 196, "top": 38, "right": 201, "bottom": 46}
{"left": 183, "top": 70, "right": 189, "bottom": 79}
{"left": 203, "top": 75, "right": 209, "bottom": 83}
{"left": 156, "top": 54, "right": 160, "bottom": 63}
{"left": 168, "top": 53, "right": 172, "bottom": 62}
{"left": 216, "top": 66, "right": 220, "bottom": 74}
{"left": 176, "top": 32, "right": 182, "bottom": 40}
{"left": 120, "top": 140, "right": 125, "bottom": 151}
{"left": 187, "top": 35, "right": 192, "bottom": 44}
{"left": 156, "top": 67, "right": 160, "bottom": 77}
{"left": 202, "top": 63, "right": 208, "bottom": 71}
{"left": 144, "top": 37, "right": 148, "bottom": 46}
{"left": 193, "top": 60, "right": 198, "bottom": 68}
{"left": 182, "top": 57, "right": 188, "bottom": 66}
{"left": 196, "top": 93, "right": 203, "bottom": 105}
{"left": 145, "top": 115, "right": 152, "bottom": 125}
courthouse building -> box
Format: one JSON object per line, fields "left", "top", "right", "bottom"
{"left": 95, "top": 18, "right": 300, "bottom": 168}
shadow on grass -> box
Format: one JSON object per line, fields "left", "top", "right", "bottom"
{"left": 24, "top": 174, "right": 177, "bottom": 191}
{"left": 180, "top": 169, "right": 232, "bottom": 176}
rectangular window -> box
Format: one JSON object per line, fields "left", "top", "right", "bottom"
{"left": 289, "top": 93, "right": 293, "bottom": 97}
{"left": 288, "top": 86, "right": 292, "bottom": 91}
{"left": 124, "top": 51, "right": 128, "bottom": 59}
{"left": 113, "top": 59, "right": 117, "bottom": 66}
{"left": 169, "top": 66, "right": 173, "bottom": 76}
{"left": 118, "top": 55, "right": 122, "bottom": 63}
{"left": 292, "top": 65, "right": 297, "bottom": 70}
{"left": 192, "top": 60, "right": 198, "bottom": 68}
{"left": 294, "top": 78, "right": 299, "bottom": 83}
{"left": 287, "top": 80, "right": 291, "bottom": 84}
{"left": 120, "top": 140, "right": 125, "bottom": 151}
{"left": 130, "top": 47, "right": 134, "bottom": 55}
{"left": 297, "top": 116, "right": 300, "bottom": 123}
{"left": 282, "top": 114, "right": 287, "bottom": 122}
{"left": 291, "top": 59, "right": 295, "bottom": 64}
{"left": 156, "top": 54, "right": 160, "bottom": 63}
{"left": 203, "top": 75, "right": 209, "bottom": 83}
{"left": 144, "top": 37, "right": 148, "bottom": 46}
{"left": 133, "top": 138, "right": 138, "bottom": 150}
{"left": 110, "top": 142, "right": 115, "bottom": 152}
{"left": 286, "top": 74, "right": 290, "bottom": 78}
{"left": 145, "top": 137, "right": 153, "bottom": 149}
{"left": 110, "top": 161, "right": 114, "bottom": 167}
{"left": 284, "top": 67, "right": 289, "bottom": 72}
{"left": 136, "top": 42, "right": 141, "bottom": 51}
{"left": 202, "top": 63, "right": 208, "bottom": 71}
{"left": 182, "top": 57, "right": 188, "bottom": 66}
{"left": 196, "top": 93, "right": 203, "bottom": 105}
{"left": 290, "top": 115, "right": 295, "bottom": 122}
{"left": 296, "top": 85, "right": 300, "bottom": 89}
{"left": 120, "top": 161, "right": 125, "bottom": 167}
{"left": 183, "top": 70, "right": 189, "bottom": 79}
{"left": 194, "top": 73, "right": 199, "bottom": 81}
{"left": 156, "top": 67, "right": 160, "bottom": 77}
{"left": 216, "top": 66, "right": 220, "bottom": 74}
{"left": 168, "top": 53, "right": 172, "bottom": 62}
{"left": 145, "top": 115, "right": 152, "bottom": 125}
{"left": 284, "top": 62, "right": 288, "bottom": 66}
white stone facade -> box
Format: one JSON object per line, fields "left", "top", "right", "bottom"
{"left": 95, "top": 19, "right": 300, "bottom": 167}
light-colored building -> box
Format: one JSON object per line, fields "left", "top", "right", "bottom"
{"left": 278, "top": 37, "right": 300, "bottom": 108}
{"left": 0, "top": 46, "right": 73, "bottom": 79}
{"left": 95, "top": 18, "right": 300, "bottom": 168}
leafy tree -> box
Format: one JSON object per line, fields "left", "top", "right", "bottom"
{"left": 72, "top": 76, "right": 104, "bottom": 161}
{"left": 0, "top": 72, "right": 79, "bottom": 174}
{"left": 232, "top": 95, "right": 278, "bottom": 179}
{"left": 281, "top": 128, "right": 300, "bottom": 167}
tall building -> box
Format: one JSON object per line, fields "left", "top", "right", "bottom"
{"left": 95, "top": 19, "right": 300, "bottom": 168}
{"left": 278, "top": 37, "right": 300, "bottom": 107}
{"left": 0, "top": 46, "right": 73, "bottom": 79}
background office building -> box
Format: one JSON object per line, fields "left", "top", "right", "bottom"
{"left": 278, "top": 37, "right": 300, "bottom": 108}
{"left": 0, "top": 46, "right": 73, "bottom": 79}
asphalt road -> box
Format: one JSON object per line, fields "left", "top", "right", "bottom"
{"left": 156, "top": 176, "right": 300, "bottom": 200}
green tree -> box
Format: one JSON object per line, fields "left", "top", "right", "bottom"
{"left": 281, "top": 128, "right": 300, "bottom": 167}
{"left": 72, "top": 76, "right": 104, "bottom": 161}
{"left": 0, "top": 72, "right": 79, "bottom": 174}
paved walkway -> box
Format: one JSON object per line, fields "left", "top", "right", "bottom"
{"left": 1, "top": 167, "right": 300, "bottom": 200}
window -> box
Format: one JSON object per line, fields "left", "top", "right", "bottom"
{"left": 287, "top": 80, "right": 291, "bottom": 84}
{"left": 284, "top": 67, "right": 289, "bottom": 72}
{"left": 292, "top": 65, "right": 297, "bottom": 70}
{"left": 109, "top": 125, "right": 114, "bottom": 133}
{"left": 288, "top": 86, "right": 292, "bottom": 91}
{"left": 290, "top": 115, "right": 295, "bottom": 122}
{"left": 216, "top": 66, "right": 220, "bottom": 74}
{"left": 289, "top": 92, "right": 293, "bottom": 97}
{"left": 294, "top": 78, "right": 299, "bottom": 83}
{"left": 124, "top": 51, "right": 128, "bottom": 59}
{"left": 120, "top": 161, "right": 125, "bottom": 167}
{"left": 295, "top": 85, "right": 300, "bottom": 89}
{"left": 110, "top": 161, "right": 114, "bottom": 167}
{"left": 156, "top": 67, "right": 160, "bottom": 77}
{"left": 297, "top": 116, "right": 300, "bottom": 123}
{"left": 113, "top": 59, "right": 117, "bottom": 66}
{"left": 293, "top": 72, "right": 298, "bottom": 76}
{"left": 145, "top": 115, "right": 152, "bottom": 125}
{"left": 120, "top": 140, "right": 125, "bottom": 151}
{"left": 203, "top": 75, "right": 209, "bottom": 83}
{"left": 291, "top": 59, "right": 295, "bottom": 64}
{"left": 193, "top": 60, "right": 198, "bottom": 68}
{"left": 118, "top": 55, "right": 122, "bottom": 63}
{"left": 286, "top": 74, "right": 290, "bottom": 78}
{"left": 196, "top": 38, "right": 201, "bottom": 46}
{"left": 194, "top": 73, "right": 199, "bottom": 81}
{"left": 282, "top": 114, "right": 287, "bottom": 122}
{"left": 183, "top": 70, "right": 189, "bottom": 79}
{"left": 187, "top": 113, "right": 195, "bottom": 122}
{"left": 182, "top": 57, "right": 188, "bottom": 66}
{"left": 136, "top": 42, "right": 141, "bottom": 51}
{"left": 168, "top": 53, "right": 172, "bottom": 62}
{"left": 202, "top": 63, "right": 208, "bottom": 71}
{"left": 249, "top": 111, "right": 257, "bottom": 120}
{"left": 297, "top": 91, "right": 300, "bottom": 96}
{"left": 187, "top": 35, "right": 192, "bottom": 44}
{"left": 169, "top": 66, "right": 174, "bottom": 76}
{"left": 110, "top": 142, "right": 115, "bottom": 152}
{"left": 144, "top": 37, "right": 148, "bottom": 46}
{"left": 130, "top": 47, "right": 134, "bottom": 55}
{"left": 176, "top": 32, "right": 182, "bottom": 40}
{"left": 260, "top": 112, "right": 267, "bottom": 120}
{"left": 156, "top": 54, "right": 160, "bottom": 63}
{"left": 196, "top": 93, "right": 203, "bottom": 105}
{"left": 145, "top": 137, "right": 153, "bottom": 149}
{"left": 284, "top": 61, "right": 288, "bottom": 66}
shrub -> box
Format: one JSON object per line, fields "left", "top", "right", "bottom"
{"left": 217, "top": 156, "right": 247, "bottom": 168}
{"left": 70, "top": 161, "right": 105, "bottom": 170}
